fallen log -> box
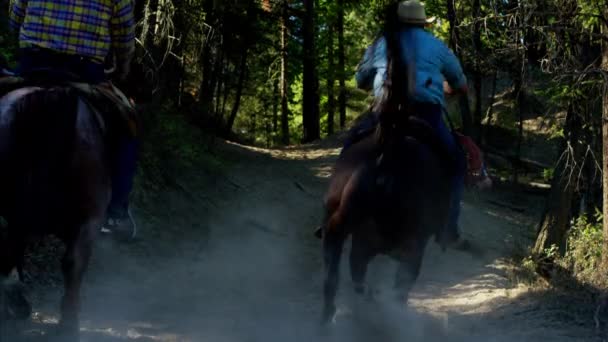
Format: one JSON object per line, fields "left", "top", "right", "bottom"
{"left": 484, "top": 146, "right": 552, "bottom": 171}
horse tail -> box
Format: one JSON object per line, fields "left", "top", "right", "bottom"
{"left": 10, "top": 87, "right": 80, "bottom": 225}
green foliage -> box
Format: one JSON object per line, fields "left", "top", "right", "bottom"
{"left": 0, "top": 15, "right": 17, "bottom": 68}
{"left": 134, "top": 102, "right": 227, "bottom": 204}
{"left": 562, "top": 210, "right": 604, "bottom": 284}
{"left": 542, "top": 167, "right": 554, "bottom": 182}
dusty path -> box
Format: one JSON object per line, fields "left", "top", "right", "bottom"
{"left": 14, "top": 138, "right": 599, "bottom": 341}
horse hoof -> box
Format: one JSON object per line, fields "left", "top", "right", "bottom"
{"left": 320, "top": 306, "right": 337, "bottom": 326}
{"left": 367, "top": 287, "right": 379, "bottom": 301}
{"left": 314, "top": 226, "right": 323, "bottom": 239}
{"left": 4, "top": 280, "right": 31, "bottom": 321}
{"left": 354, "top": 283, "right": 366, "bottom": 295}
{"left": 52, "top": 323, "right": 79, "bottom": 342}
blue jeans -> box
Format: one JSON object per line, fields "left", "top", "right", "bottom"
{"left": 341, "top": 105, "right": 466, "bottom": 239}
{"left": 16, "top": 47, "right": 106, "bottom": 84}
{"left": 107, "top": 139, "right": 138, "bottom": 219}
{"left": 424, "top": 106, "right": 466, "bottom": 239}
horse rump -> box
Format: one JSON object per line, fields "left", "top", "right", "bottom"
{"left": 0, "top": 84, "right": 110, "bottom": 338}
{"left": 8, "top": 87, "right": 83, "bottom": 230}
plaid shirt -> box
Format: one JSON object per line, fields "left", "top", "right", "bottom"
{"left": 9, "top": 0, "right": 135, "bottom": 64}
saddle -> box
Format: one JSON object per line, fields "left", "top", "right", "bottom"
{"left": 0, "top": 71, "right": 138, "bottom": 139}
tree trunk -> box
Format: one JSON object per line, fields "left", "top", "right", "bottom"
{"left": 446, "top": 0, "right": 473, "bottom": 136}
{"left": 221, "top": 65, "right": 229, "bottom": 121}
{"left": 514, "top": 76, "right": 524, "bottom": 184}
{"left": 225, "top": 47, "right": 248, "bottom": 134}
{"left": 534, "top": 104, "right": 581, "bottom": 255}
{"left": 602, "top": 27, "right": 608, "bottom": 267}
{"left": 251, "top": 109, "right": 257, "bottom": 138}
{"left": 512, "top": 12, "right": 528, "bottom": 185}
{"left": 337, "top": 0, "right": 346, "bottom": 129}
{"left": 198, "top": 0, "right": 218, "bottom": 113}
{"left": 446, "top": 0, "right": 458, "bottom": 51}
{"left": 273, "top": 80, "right": 279, "bottom": 133}
{"left": 326, "top": 21, "right": 336, "bottom": 136}
{"left": 208, "top": 36, "right": 224, "bottom": 116}
{"left": 134, "top": 0, "right": 147, "bottom": 24}
{"left": 214, "top": 53, "right": 224, "bottom": 117}
{"left": 481, "top": 69, "right": 498, "bottom": 147}
{"left": 302, "top": 0, "right": 320, "bottom": 142}
{"left": 280, "top": 0, "right": 290, "bottom": 145}
{"left": 472, "top": 0, "right": 483, "bottom": 142}
{"left": 225, "top": 0, "right": 255, "bottom": 134}
{"left": 140, "top": 0, "right": 159, "bottom": 47}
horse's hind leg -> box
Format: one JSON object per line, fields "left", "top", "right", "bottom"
{"left": 394, "top": 238, "right": 428, "bottom": 307}
{"left": 0, "top": 232, "right": 28, "bottom": 339}
{"left": 322, "top": 229, "right": 346, "bottom": 325}
{"left": 58, "top": 221, "right": 98, "bottom": 339}
{"left": 350, "top": 233, "right": 375, "bottom": 296}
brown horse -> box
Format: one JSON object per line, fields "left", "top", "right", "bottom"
{"left": 0, "top": 80, "right": 124, "bottom": 340}
{"left": 319, "top": 16, "right": 458, "bottom": 323}
{"left": 320, "top": 111, "right": 454, "bottom": 324}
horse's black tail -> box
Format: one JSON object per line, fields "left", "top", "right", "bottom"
{"left": 10, "top": 87, "right": 80, "bottom": 227}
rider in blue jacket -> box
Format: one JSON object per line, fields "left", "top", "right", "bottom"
{"left": 349, "top": 0, "right": 470, "bottom": 250}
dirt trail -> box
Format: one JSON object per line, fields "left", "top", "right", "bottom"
{"left": 15, "top": 138, "right": 599, "bottom": 341}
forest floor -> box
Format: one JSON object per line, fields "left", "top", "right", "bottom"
{"left": 8, "top": 131, "right": 603, "bottom": 342}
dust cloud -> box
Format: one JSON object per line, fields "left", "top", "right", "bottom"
{"left": 4, "top": 141, "right": 596, "bottom": 342}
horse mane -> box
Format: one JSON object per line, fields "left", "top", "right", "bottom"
{"left": 372, "top": 5, "right": 411, "bottom": 121}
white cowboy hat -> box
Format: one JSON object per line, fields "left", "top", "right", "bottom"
{"left": 397, "top": 0, "right": 437, "bottom": 25}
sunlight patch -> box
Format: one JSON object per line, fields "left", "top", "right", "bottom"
{"left": 311, "top": 165, "right": 333, "bottom": 178}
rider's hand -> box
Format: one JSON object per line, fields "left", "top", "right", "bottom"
{"left": 444, "top": 80, "right": 469, "bottom": 96}
{"left": 443, "top": 80, "right": 453, "bottom": 95}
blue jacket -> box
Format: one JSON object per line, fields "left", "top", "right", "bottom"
{"left": 355, "top": 27, "right": 466, "bottom": 109}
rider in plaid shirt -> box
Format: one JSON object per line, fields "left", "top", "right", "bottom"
{"left": 8, "top": 0, "right": 139, "bottom": 240}
{"left": 9, "top": 0, "right": 135, "bottom": 81}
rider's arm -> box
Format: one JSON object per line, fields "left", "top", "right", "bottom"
{"left": 110, "top": 0, "right": 136, "bottom": 80}
{"left": 441, "top": 47, "right": 468, "bottom": 95}
{"left": 8, "top": 0, "right": 27, "bottom": 34}
{"left": 355, "top": 37, "right": 387, "bottom": 91}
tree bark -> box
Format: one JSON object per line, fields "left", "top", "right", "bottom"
{"left": 326, "top": 21, "right": 336, "bottom": 136}
{"left": 514, "top": 76, "right": 524, "bottom": 184}
{"left": 446, "top": 0, "right": 473, "bottom": 136}
{"left": 225, "top": 0, "right": 255, "bottom": 133}
{"left": 472, "top": 0, "right": 483, "bottom": 142}
{"left": 198, "top": 0, "right": 218, "bottom": 113}
{"left": 337, "top": 0, "right": 346, "bottom": 129}
{"left": 140, "top": 0, "right": 159, "bottom": 47}
{"left": 602, "top": 23, "right": 608, "bottom": 267}
{"left": 280, "top": 0, "right": 290, "bottom": 145}
{"left": 208, "top": 34, "right": 224, "bottom": 116}
{"left": 302, "top": 0, "right": 320, "bottom": 142}
{"left": 214, "top": 51, "right": 224, "bottom": 117}
{"left": 481, "top": 69, "right": 498, "bottom": 147}
{"left": 221, "top": 64, "right": 229, "bottom": 121}
{"left": 273, "top": 80, "right": 279, "bottom": 134}
{"left": 446, "top": 0, "right": 458, "bottom": 51}
{"left": 134, "top": 0, "right": 147, "bottom": 24}
{"left": 225, "top": 46, "right": 248, "bottom": 134}
{"left": 534, "top": 104, "right": 581, "bottom": 255}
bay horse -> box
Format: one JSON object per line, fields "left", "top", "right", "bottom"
{"left": 0, "top": 74, "right": 131, "bottom": 340}
{"left": 320, "top": 28, "right": 458, "bottom": 324}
